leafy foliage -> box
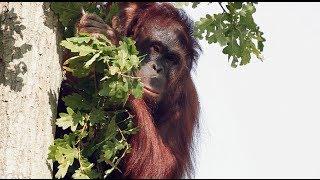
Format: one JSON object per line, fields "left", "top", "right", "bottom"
{"left": 49, "top": 32, "right": 142, "bottom": 178}
{"left": 175, "top": 2, "right": 266, "bottom": 68}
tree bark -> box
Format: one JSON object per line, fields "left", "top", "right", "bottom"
{"left": 0, "top": 2, "right": 62, "bottom": 178}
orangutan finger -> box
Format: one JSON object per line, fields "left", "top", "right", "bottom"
{"left": 78, "top": 19, "right": 108, "bottom": 30}
{"left": 78, "top": 27, "right": 108, "bottom": 36}
{"left": 80, "top": 13, "right": 105, "bottom": 24}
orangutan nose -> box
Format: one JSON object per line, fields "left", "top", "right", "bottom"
{"left": 151, "top": 62, "right": 163, "bottom": 74}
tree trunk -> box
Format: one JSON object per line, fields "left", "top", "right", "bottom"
{"left": 0, "top": 2, "right": 62, "bottom": 178}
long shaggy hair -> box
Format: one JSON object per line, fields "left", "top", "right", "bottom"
{"left": 117, "top": 2, "right": 201, "bottom": 178}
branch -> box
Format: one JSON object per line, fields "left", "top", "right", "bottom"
{"left": 218, "top": 2, "right": 227, "bottom": 13}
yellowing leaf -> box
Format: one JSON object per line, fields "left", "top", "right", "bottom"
{"left": 72, "top": 170, "right": 90, "bottom": 179}
{"left": 55, "top": 163, "right": 69, "bottom": 179}
{"left": 60, "top": 41, "right": 96, "bottom": 56}
{"left": 54, "top": 145, "right": 78, "bottom": 179}
{"left": 130, "top": 55, "right": 140, "bottom": 68}
{"left": 109, "top": 66, "right": 119, "bottom": 75}
{"left": 56, "top": 107, "right": 77, "bottom": 131}
{"left": 84, "top": 51, "right": 101, "bottom": 68}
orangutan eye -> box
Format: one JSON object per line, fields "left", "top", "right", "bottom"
{"left": 166, "top": 54, "right": 179, "bottom": 66}
{"left": 151, "top": 44, "right": 160, "bottom": 53}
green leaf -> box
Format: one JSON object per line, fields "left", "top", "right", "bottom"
{"left": 101, "top": 142, "right": 115, "bottom": 161}
{"left": 130, "top": 80, "right": 143, "bottom": 99}
{"left": 234, "top": 2, "right": 243, "bottom": 9}
{"left": 73, "top": 111, "right": 85, "bottom": 126}
{"left": 240, "top": 50, "right": 251, "bottom": 66}
{"left": 129, "top": 55, "right": 140, "bottom": 68}
{"left": 72, "top": 170, "right": 90, "bottom": 179}
{"left": 99, "top": 80, "right": 128, "bottom": 101}
{"left": 62, "top": 93, "right": 91, "bottom": 111}
{"left": 89, "top": 108, "right": 106, "bottom": 125}
{"left": 194, "top": 2, "right": 266, "bottom": 68}
{"left": 192, "top": 2, "right": 201, "bottom": 8}
{"left": 231, "top": 57, "right": 239, "bottom": 68}
{"left": 60, "top": 40, "right": 97, "bottom": 56}
{"left": 48, "top": 134, "right": 76, "bottom": 161}
{"left": 54, "top": 145, "right": 78, "bottom": 178}
{"left": 98, "top": 82, "right": 109, "bottom": 97}
{"left": 84, "top": 51, "right": 101, "bottom": 68}
{"left": 107, "top": 118, "right": 117, "bottom": 139}
{"left": 72, "top": 155, "right": 100, "bottom": 179}
{"left": 114, "top": 141, "right": 126, "bottom": 151}
{"left": 56, "top": 107, "right": 78, "bottom": 131}
{"left": 56, "top": 146, "right": 78, "bottom": 164}
{"left": 67, "top": 56, "right": 91, "bottom": 78}
{"left": 55, "top": 108, "right": 84, "bottom": 132}
{"left": 109, "top": 66, "right": 119, "bottom": 75}
{"left": 67, "top": 36, "right": 92, "bottom": 44}
{"left": 125, "top": 37, "right": 139, "bottom": 55}
{"left": 51, "top": 2, "right": 82, "bottom": 27}
{"left": 115, "top": 49, "right": 129, "bottom": 71}
{"left": 82, "top": 117, "right": 118, "bottom": 158}
{"left": 56, "top": 162, "right": 69, "bottom": 179}
{"left": 258, "top": 40, "right": 264, "bottom": 52}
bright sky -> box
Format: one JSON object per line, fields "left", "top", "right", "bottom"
{"left": 182, "top": 2, "right": 320, "bottom": 178}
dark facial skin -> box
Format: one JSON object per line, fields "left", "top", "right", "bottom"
{"left": 134, "top": 17, "right": 187, "bottom": 103}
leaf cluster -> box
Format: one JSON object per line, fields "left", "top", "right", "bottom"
{"left": 61, "top": 33, "right": 143, "bottom": 102}
{"left": 175, "top": 2, "right": 266, "bottom": 68}
{"left": 48, "top": 33, "right": 142, "bottom": 178}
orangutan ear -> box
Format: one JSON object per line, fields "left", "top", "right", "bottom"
{"left": 118, "top": 2, "right": 152, "bottom": 36}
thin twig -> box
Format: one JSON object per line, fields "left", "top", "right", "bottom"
{"left": 113, "top": 128, "right": 129, "bottom": 171}
{"left": 116, "top": 115, "right": 134, "bottom": 125}
{"left": 76, "top": 123, "right": 87, "bottom": 145}
{"left": 118, "top": 72, "right": 141, "bottom": 79}
{"left": 218, "top": 2, "right": 227, "bottom": 13}
{"left": 93, "top": 65, "right": 98, "bottom": 93}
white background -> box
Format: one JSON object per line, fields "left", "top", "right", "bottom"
{"left": 182, "top": 2, "right": 320, "bottom": 178}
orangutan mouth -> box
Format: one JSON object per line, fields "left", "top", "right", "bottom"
{"left": 143, "top": 86, "right": 160, "bottom": 95}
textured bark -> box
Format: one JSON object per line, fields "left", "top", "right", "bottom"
{"left": 0, "top": 2, "right": 62, "bottom": 178}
